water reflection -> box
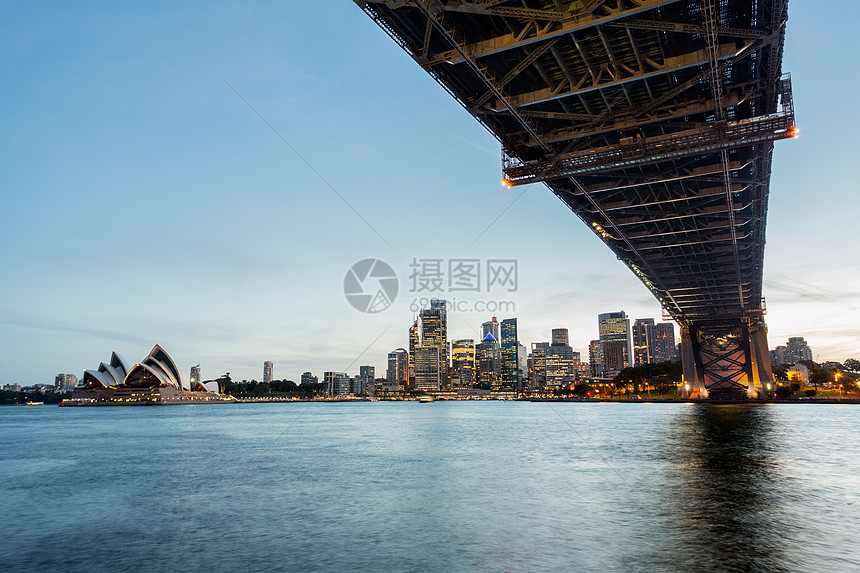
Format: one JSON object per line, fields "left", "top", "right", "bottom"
{"left": 661, "top": 405, "right": 795, "bottom": 572}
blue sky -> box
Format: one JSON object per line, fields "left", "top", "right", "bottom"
{"left": 2, "top": 1, "right": 858, "bottom": 385}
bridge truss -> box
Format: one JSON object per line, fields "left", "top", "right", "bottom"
{"left": 357, "top": 0, "right": 794, "bottom": 398}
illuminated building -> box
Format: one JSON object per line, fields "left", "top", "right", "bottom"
{"left": 500, "top": 318, "right": 519, "bottom": 391}
{"left": 325, "top": 371, "right": 349, "bottom": 397}
{"left": 419, "top": 299, "right": 448, "bottom": 386}
{"left": 301, "top": 372, "right": 317, "bottom": 386}
{"left": 54, "top": 373, "right": 77, "bottom": 391}
{"left": 651, "top": 322, "right": 677, "bottom": 363}
{"left": 545, "top": 328, "right": 575, "bottom": 387}
{"left": 632, "top": 318, "right": 654, "bottom": 366}
{"left": 64, "top": 345, "right": 230, "bottom": 406}
{"left": 409, "top": 320, "right": 419, "bottom": 383}
{"left": 482, "top": 316, "right": 500, "bottom": 342}
{"left": 551, "top": 328, "right": 569, "bottom": 347}
{"left": 786, "top": 337, "right": 813, "bottom": 365}
{"left": 387, "top": 349, "right": 408, "bottom": 389}
{"left": 451, "top": 339, "right": 475, "bottom": 388}
{"left": 414, "top": 346, "right": 441, "bottom": 392}
{"left": 475, "top": 332, "right": 501, "bottom": 390}
{"left": 189, "top": 365, "right": 201, "bottom": 388}
{"left": 263, "top": 361, "right": 273, "bottom": 384}
{"left": 589, "top": 340, "right": 600, "bottom": 377}
{"left": 598, "top": 312, "right": 631, "bottom": 377}
{"left": 529, "top": 342, "right": 549, "bottom": 389}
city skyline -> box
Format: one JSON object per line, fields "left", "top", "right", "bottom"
{"left": 2, "top": 1, "right": 859, "bottom": 385}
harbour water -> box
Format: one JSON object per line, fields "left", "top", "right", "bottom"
{"left": 1, "top": 401, "right": 858, "bottom": 572}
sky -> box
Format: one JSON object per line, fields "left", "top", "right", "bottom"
{"left": 2, "top": 1, "right": 858, "bottom": 386}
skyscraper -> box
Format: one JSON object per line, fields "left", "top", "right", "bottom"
{"left": 451, "top": 339, "right": 475, "bottom": 388}
{"left": 408, "top": 320, "right": 419, "bottom": 383}
{"left": 475, "top": 332, "right": 501, "bottom": 390}
{"left": 551, "top": 328, "right": 569, "bottom": 347}
{"left": 632, "top": 318, "right": 655, "bottom": 366}
{"left": 263, "top": 361, "right": 273, "bottom": 384}
{"left": 419, "top": 299, "right": 448, "bottom": 386}
{"left": 482, "top": 316, "right": 501, "bottom": 342}
{"left": 546, "top": 328, "right": 575, "bottom": 388}
{"left": 598, "top": 312, "right": 631, "bottom": 377}
{"left": 500, "top": 318, "right": 519, "bottom": 391}
{"left": 189, "top": 365, "right": 201, "bottom": 388}
{"left": 651, "top": 322, "right": 677, "bottom": 363}
{"left": 359, "top": 365, "right": 375, "bottom": 380}
{"left": 603, "top": 341, "right": 626, "bottom": 377}
{"left": 414, "top": 346, "right": 441, "bottom": 392}
{"left": 529, "top": 342, "right": 550, "bottom": 389}
{"left": 589, "top": 339, "right": 600, "bottom": 377}
{"left": 387, "top": 349, "right": 408, "bottom": 388}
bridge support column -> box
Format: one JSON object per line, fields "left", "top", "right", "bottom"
{"left": 678, "top": 320, "right": 775, "bottom": 400}
{"left": 746, "top": 322, "right": 775, "bottom": 399}
{"left": 679, "top": 327, "right": 708, "bottom": 399}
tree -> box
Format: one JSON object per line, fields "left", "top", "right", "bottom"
{"left": 844, "top": 358, "right": 860, "bottom": 373}
{"left": 572, "top": 383, "right": 593, "bottom": 397}
{"left": 215, "top": 373, "right": 232, "bottom": 394}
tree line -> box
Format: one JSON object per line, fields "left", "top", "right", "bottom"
{"left": 207, "top": 373, "right": 327, "bottom": 397}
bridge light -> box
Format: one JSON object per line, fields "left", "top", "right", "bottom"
{"left": 501, "top": 178, "right": 512, "bottom": 188}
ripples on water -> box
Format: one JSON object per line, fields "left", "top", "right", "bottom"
{"left": 1, "top": 402, "right": 858, "bottom": 572}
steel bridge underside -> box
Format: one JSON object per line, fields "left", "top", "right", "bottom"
{"left": 357, "top": 0, "right": 794, "bottom": 398}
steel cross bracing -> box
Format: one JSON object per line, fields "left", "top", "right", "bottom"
{"left": 356, "top": 0, "right": 793, "bottom": 336}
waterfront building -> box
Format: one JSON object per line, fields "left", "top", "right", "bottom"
{"left": 419, "top": 299, "right": 448, "bottom": 386}
{"left": 500, "top": 318, "right": 518, "bottom": 391}
{"left": 632, "top": 318, "right": 654, "bottom": 366}
{"left": 414, "top": 346, "right": 441, "bottom": 392}
{"left": 324, "top": 372, "right": 349, "bottom": 397}
{"left": 387, "top": 349, "right": 408, "bottom": 388}
{"left": 517, "top": 342, "right": 528, "bottom": 387}
{"left": 451, "top": 339, "right": 475, "bottom": 388}
{"left": 263, "top": 361, "right": 273, "bottom": 384}
{"left": 651, "top": 322, "right": 677, "bottom": 363}
{"left": 354, "top": 365, "right": 375, "bottom": 397}
{"left": 189, "top": 365, "right": 201, "bottom": 388}
{"left": 598, "top": 312, "right": 631, "bottom": 377}
{"left": 475, "top": 332, "right": 501, "bottom": 390}
{"left": 529, "top": 342, "right": 549, "bottom": 389}
{"left": 544, "top": 348, "right": 568, "bottom": 388}
{"left": 301, "top": 372, "right": 317, "bottom": 386}
{"left": 66, "top": 345, "right": 229, "bottom": 405}
{"left": 545, "top": 329, "right": 575, "bottom": 388}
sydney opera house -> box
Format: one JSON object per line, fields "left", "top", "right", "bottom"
{"left": 62, "top": 345, "right": 235, "bottom": 406}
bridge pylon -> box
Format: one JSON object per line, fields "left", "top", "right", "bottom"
{"left": 679, "top": 319, "right": 774, "bottom": 400}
